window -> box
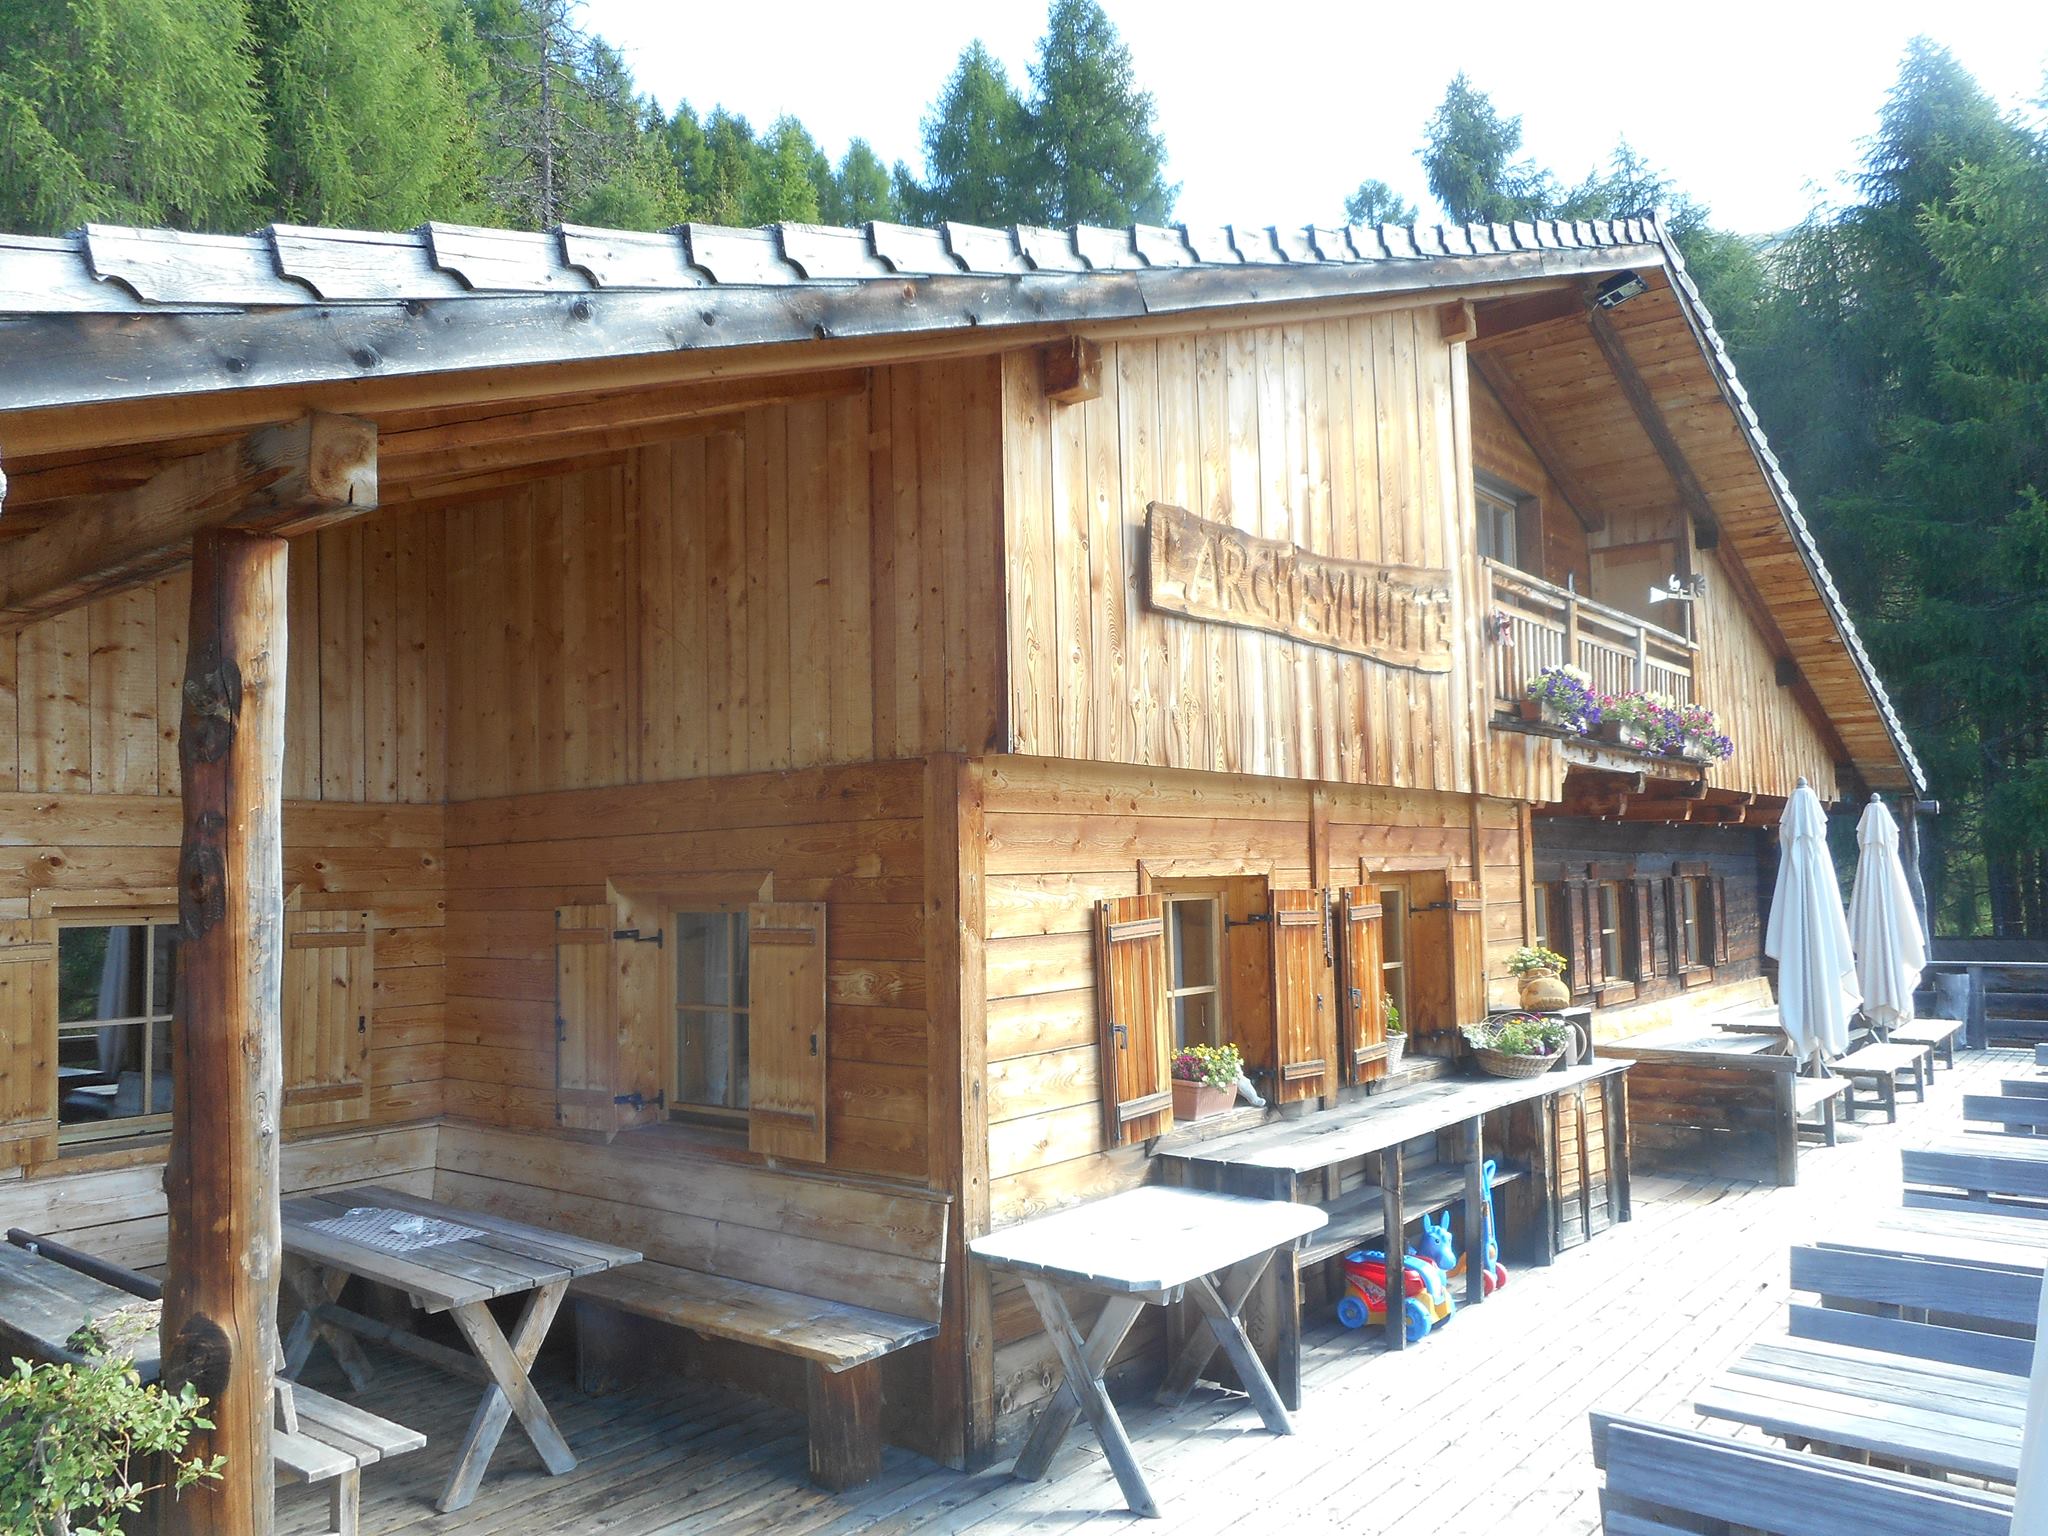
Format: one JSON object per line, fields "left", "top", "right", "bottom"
{"left": 1678, "top": 878, "right": 1712, "bottom": 970}
{"left": 1165, "top": 896, "right": 1222, "bottom": 1050}
{"left": 1476, "top": 482, "right": 1520, "bottom": 568}
{"left": 1379, "top": 886, "right": 1408, "bottom": 1031}
{"left": 1531, "top": 882, "right": 1553, "bottom": 954}
{"left": 673, "top": 910, "right": 749, "bottom": 1118}
{"left": 56, "top": 916, "right": 180, "bottom": 1144}
{"left": 1595, "top": 882, "right": 1626, "bottom": 982}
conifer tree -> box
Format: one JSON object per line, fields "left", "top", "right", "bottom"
{"left": 901, "top": 42, "right": 1031, "bottom": 225}
{"left": 1022, "top": 0, "right": 1173, "bottom": 224}
{"left": 1343, "top": 179, "right": 1416, "bottom": 226}
{"left": 0, "top": 0, "right": 266, "bottom": 233}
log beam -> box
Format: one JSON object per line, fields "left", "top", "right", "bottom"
{"left": 161, "top": 529, "right": 289, "bottom": 1536}
{"left": 0, "top": 414, "right": 373, "bottom": 631}
{"left": 1469, "top": 353, "right": 1606, "bottom": 531}
{"left": 1584, "top": 307, "right": 1719, "bottom": 544}
{"left": 1042, "top": 337, "right": 1103, "bottom": 404}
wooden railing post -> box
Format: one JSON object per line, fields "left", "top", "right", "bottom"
{"left": 1633, "top": 628, "right": 1648, "bottom": 692}
{"left": 162, "top": 530, "right": 289, "bottom": 1536}
{"left": 1564, "top": 590, "right": 1581, "bottom": 677}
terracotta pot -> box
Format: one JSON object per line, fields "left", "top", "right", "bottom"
{"left": 1518, "top": 969, "right": 1571, "bottom": 1012}
{"left": 1514, "top": 698, "right": 1544, "bottom": 723}
{"left": 1172, "top": 1079, "right": 1235, "bottom": 1120}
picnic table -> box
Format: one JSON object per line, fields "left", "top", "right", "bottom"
{"left": 1695, "top": 1335, "right": 2025, "bottom": 1483}
{"left": 280, "top": 1185, "right": 640, "bottom": 1513}
{"left": 0, "top": 1240, "right": 161, "bottom": 1379}
{"left": 969, "top": 1185, "right": 1324, "bottom": 1519}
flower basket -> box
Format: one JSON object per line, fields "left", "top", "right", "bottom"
{"left": 1172, "top": 1079, "right": 1235, "bottom": 1120}
{"left": 1470, "top": 1042, "right": 1564, "bottom": 1079}
{"left": 1383, "top": 1033, "right": 1406, "bottom": 1073}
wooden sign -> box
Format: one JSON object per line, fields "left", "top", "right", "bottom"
{"left": 1145, "top": 502, "right": 1455, "bottom": 671}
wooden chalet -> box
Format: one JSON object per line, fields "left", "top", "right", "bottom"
{"left": 0, "top": 213, "right": 1923, "bottom": 1520}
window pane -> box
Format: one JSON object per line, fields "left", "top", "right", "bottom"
{"left": 1173, "top": 992, "right": 1217, "bottom": 1051}
{"left": 677, "top": 911, "right": 738, "bottom": 1007}
{"left": 59, "top": 925, "right": 154, "bottom": 1023}
{"left": 1170, "top": 900, "right": 1216, "bottom": 990}
{"left": 151, "top": 925, "right": 180, "bottom": 1014}
{"left": 678, "top": 1008, "right": 739, "bottom": 1109}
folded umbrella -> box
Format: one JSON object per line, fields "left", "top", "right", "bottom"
{"left": 1848, "top": 796, "right": 1926, "bottom": 1033}
{"left": 1765, "top": 779, "right": 1860, "bottom": 1062}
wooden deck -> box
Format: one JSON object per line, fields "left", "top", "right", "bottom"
{"left": 278, "top": 1048, "right": 2028, "bottom": 1536}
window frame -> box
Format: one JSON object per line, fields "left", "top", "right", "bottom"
{"left": 1594, "top": 880, "right": 1627, "bottom": 983}
{"left": 1475, "top": 479, "right": 1521, "bottom": 569}
{"left": 1678, "top": 876, "right": 1713, "bottom": 974}
{"left": 1162, "top": 894, "right": 1225, "bottom": 1052}
{"left": 1531, "top": 881, "right": 1553, "bottom": 956}
{"left": 668, "top": 905, "right": 753, "bottom": 1127}
{"left": 53, "top": 907, "right": 181, "bottom": 1149}
{"left": 1379, "top": 882, "right": 1409, "bottom": 1033}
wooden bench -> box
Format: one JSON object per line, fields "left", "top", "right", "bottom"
{"left": 276, "top": 1381, "right": 427, "bottom": 1536}
{"left": 1589, "top": 1413, "right": 2014, "bottom": 1534}
{"left": 1832, "top": 1040, "right": 1929, "bottom": 1123}
{"left": 1889, "top": 1014, "right": 1964, "bottom": 1069}
{"left": 1786, "top": 1241, "right": 2038, "bottom": 1375}
{"left": 570, "top": 1261, "right": 939, "bottom": 1490}
{"left": 3, "top": 1231, "right": 423, "bottom": 1536}
{"left": 1605, "top": 1027, "right": 1845, "bottom": 1186}
{"left": 1965, "top": 1092, "right": 2048, "bottom": 1134}
{"left": 1905, "top": 1132, "right": 2048, "bottom": 1217}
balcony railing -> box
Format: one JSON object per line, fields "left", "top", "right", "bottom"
{"left": 1485, "top": 559, "right": 1694, "bottom": 715}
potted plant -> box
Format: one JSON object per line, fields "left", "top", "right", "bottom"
{"left": 1519, "top": 665, "right": 1600, "bottom": 733}
{"left": 1505, "top": 944, "right": 1571, "bottom": 1012}
{"left": 1461, "top": 1012, "right": 1578, "bottom": 1079}
{"left": 0, "top": 1349, "right": 224, "bottom": 1535}
{"left": 1675, "top": 702, "right": 1734, "bottom": 763}
{"left": 1170, "top": 1043, "right": 1243, "bottom": 1121}
{"left": 1382, "top": 997, "right": 1405, "bottom": 1072}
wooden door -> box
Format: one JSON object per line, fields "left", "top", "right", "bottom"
{"left": 282, "top": 909, "right": 374, "bottom": 1132}
{"left": 554, "top": 902, "right": 621, "bottom": 1135}
{"left": 1337, "top": 887, "right": 1387, "bottom": 1085}
{"left": 1096, "top": 895, "right": 1172, "bottom": 1143}
{"left": 1270, "top": 888, "right": 1330, "bottom": 1104}
{"left": 0, "top": 919, "right": 57, "bottom": 1167}
{"left": 747, "top": 902, "right": 828, "bottom": 1162}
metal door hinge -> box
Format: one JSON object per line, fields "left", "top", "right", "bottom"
{"left": 1224, "top": 912, "right": 1270, "bottom": 930}
{"left": 613, "top": 927, "right": 663, "bottom": 947}
{"left": 613, "top": 1090, "right": 667, "bottom": 1110}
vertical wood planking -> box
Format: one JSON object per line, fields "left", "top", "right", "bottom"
{"left": 88, "top": 589, "right": 156, "bottom": 795}
{"left": 317, "top": 522, "right": 365, "bottom": 801}
{"left": 827, "top": 389, "right": 875, "bottom": 763}
{"left": 1001, "top": 353, "right": 1052, "bottom": 757}
{"left": 19, "top": 608, "right": 90, "bottom": 792}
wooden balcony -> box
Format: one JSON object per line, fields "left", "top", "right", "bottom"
{"left": 1485, "top": 559, "right": 1695, "bottom": 715}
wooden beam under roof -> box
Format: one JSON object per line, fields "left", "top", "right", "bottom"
{"left": 1469, "top": 355, "right": 1607, "bottom": 532}
{"left": 1585, "top": 304, "right": 1721, "bottom": 546}
{"left": 0, "top": 412, "right": 374, "bottom": 631}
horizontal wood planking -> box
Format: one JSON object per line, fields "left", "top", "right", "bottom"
{"left": 442, "top": 762, "right": 934, "bottom": 1184}
{"left": 440, "top": 358, "right": 1002, "bottom": 800}
{"left": 0, "top": 1123, "right": 438, "bottom": 1271}
{"left": 0, "top": 510, "right": 443, "bottom": 805}
{"left": 977, "top": 758, "right": 1526, "bottom": 1226}
{"left": 1003, "top": 311, "right": 1484, "bottom": 794}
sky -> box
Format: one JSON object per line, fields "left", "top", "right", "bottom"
{"left": 578, "top": 0, "right": 2048, "bottom": 236}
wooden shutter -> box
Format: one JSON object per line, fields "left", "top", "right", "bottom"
{"left": 1450, "top": 881, "right": 1488, "bottom": 1026}
{"left": 0, "top": 919, "right": 57, "bottom": 1168}
{"left": 1271, "top": 888, "right": 1330, "bottom": 1103}
{"left": 747, "top": 902, "right": 828, "bottom": 1163}
{"left": 1563, "top": 878, "right": 1595, "bottom": 999}
{"left": 282, "top": 909, "right": 374, "bottom": 1132}
{"left": 1711, "top": 877, "right": 1731, "bottom": 966}
{"left": 1632, "top": 879, "right": 1656, "bottom": 983}
{"left": 609, "top": 888, "right": 667, "bottom": 1132}
{"left": 1663, "top": 877, "right": 1682, "bottom": 975}
{"left": 555, "top": 902, "right": 622, "bottom": 1136}
{"left": 1338, "top": 887, "right": 1387, "bottom": 1085}
{"left": 1096, "top": 895, "right": 1172, "bottom": 1144}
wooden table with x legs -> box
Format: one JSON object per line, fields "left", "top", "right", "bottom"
{"left": 969, "top": 1185, "right": 1326, "bottom": 1519}
{"left": 279, "top": 1185, "right": 640, "bottom": 1513}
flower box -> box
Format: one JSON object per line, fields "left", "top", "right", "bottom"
{"left": 1172, "top": 1079, "right": 1235, "bottom": 1120}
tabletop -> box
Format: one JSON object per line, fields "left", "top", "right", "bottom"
{"left": 1818, "top": 1206, "right": 2048, "bottom": 1276}
{"left": 281, "top": 1185, "right": 639, "bottom": 1313}
{"left": 0, "top": 1243, "right": 161, "bottom": 1380}
{"left": 1160, "top": 1061, "right": 1630, "bottom": 1176}
{"left": 968, "top": 1186, "right": 1326, "bottom": 1293}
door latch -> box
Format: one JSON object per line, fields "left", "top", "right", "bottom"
{"left": 613, "top": 1090, "right": 667, "bottom": 1110}
{"left": 613, "top": 927, "right": 664, "bottom": 947}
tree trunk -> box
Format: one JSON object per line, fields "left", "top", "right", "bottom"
{"left": 160, "top": 531, "right": 289, "bottom": 1536}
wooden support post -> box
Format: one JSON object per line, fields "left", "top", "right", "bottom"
{"left": 806, "top": 1360, "right": 883, "bottom": 1491}
{"left": 161, "top": 529, "right": 289, "bottom": 1536}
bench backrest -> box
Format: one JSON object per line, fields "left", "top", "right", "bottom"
{"left": 2002, "top": 1077, "right": 2048, "bottom": 1100}
{"left": 1591, "top": 1414, "right": 2014, "bottom": 1536}
{"left": 434, "top": 1122, "right": 951, "bottom": 1322}
{"left": 1789, "top": 1243, "right": 2040, "bottom": 1328}
{"left": 1786, "top": 1301, "right": 2032, "bottom": 1375}
{"left": 1964, "top": 1093, "right": 2048, "bottom": 1132}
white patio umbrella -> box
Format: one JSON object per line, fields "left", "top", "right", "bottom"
{"left": 1764, "top": 779, "right": 1860, "bottom": 1062}
{"left": 1847, "top": 796, "right": 1926, "bottom": 1033}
